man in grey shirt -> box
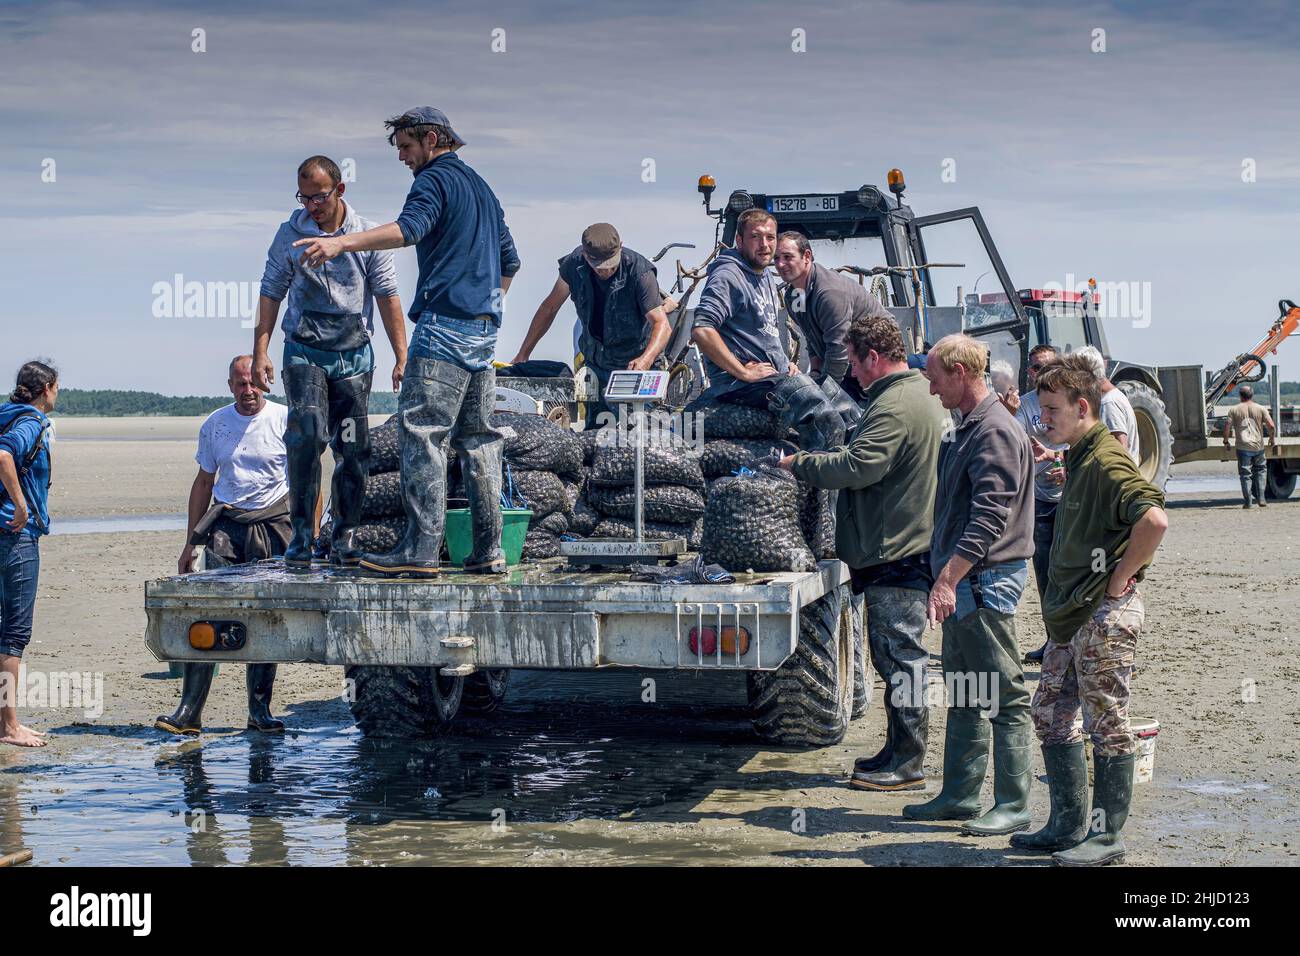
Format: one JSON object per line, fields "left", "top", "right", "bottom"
{"left": 691, "top": 208, "right": 792, "bottom": 407}
{"left": 904, "top": 334, "right": 1036, "bottom": 838}
{"left": 774, "top": 231, "right": 895, "bottom": 400}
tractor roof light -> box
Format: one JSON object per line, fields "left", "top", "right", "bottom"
{"left": 887, "top": 168, "right": 906, "bottom": 196}
{"left": 857, "top": 185, "right": 883, "bottom": 208}
{"left": 727, "top": 190, "right": 753, "bottom": 213}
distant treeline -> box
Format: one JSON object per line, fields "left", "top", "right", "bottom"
{"left": 50, "top": 389, "right": 400, "bottom": 417}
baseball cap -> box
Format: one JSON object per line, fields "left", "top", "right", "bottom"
{"left": 392, "top": 107, "right": 466, "bottom": 149}
{"left": 582, "top": 223, "right": 622, "bottom": 270}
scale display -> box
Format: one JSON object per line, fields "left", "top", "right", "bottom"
{"left": 604, "top": 370, "right": 667, "bottom": 403}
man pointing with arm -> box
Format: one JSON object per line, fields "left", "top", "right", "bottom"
{"left": 294, "top": 107, "right": 521, "bottom": 577}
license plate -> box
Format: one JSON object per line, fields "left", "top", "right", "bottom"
{"left": 767, "top": 195, "right": 839, "bottom": 214}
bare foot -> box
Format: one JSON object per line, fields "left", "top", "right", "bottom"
{"left": 0, "top": 724, "right": 47, "bottom": 747}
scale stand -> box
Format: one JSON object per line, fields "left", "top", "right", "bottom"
{"left": 559, "top": 369, "right": 687, "bottom": 567}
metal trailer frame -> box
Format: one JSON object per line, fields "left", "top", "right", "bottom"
{"left": 144, "top": 559, "right": 849, "bottom": 675}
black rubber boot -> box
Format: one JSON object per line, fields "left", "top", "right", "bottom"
{"left": 853, "top": 704, "right": 895, "bottom": 776}
{"left": 1053, "top": 752, "right": 1135, "bottom": 866}
{"left": 360, "top": 357, "right": 468, "bottom": 578}
{"left": 853, "top": 705, "right": 928, "bottom": 791}
{"left": 767, "top": 372, "right": 847, "bottom": 452}
{"left": 1011, "top": 742, "right": 1089, "bottom": 852}
{"left": 245, "top": 663, "right": 285, "bottom": 734}
{"left": 902, "top": 707, "right": 989, "bottom": 820}
{"left": 155, "top": 663, "right": 217, "bottom": 736}
{"left": 456, "top": 367, "right": 506, "bottom": 574}
{"left": 283, "top": 364, "right": 329, "bottom": 567}
{"left": 1024, "top": 641, "right": 1048, "bottom": 664}
{"left": 326, "top": 370, "right": 373, "bottom": 566}
{"left": 962, "top": 719, "right": 1033, "bottom": 835}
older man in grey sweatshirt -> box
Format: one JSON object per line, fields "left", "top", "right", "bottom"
{"left": 252, "top": 155, "right": 407, "bottom": 568}
{"left": 903, "top": 333, "right": 1037, "bottom": 837}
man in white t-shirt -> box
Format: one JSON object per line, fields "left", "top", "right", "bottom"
{"left": 1077, "top": 346, "right": 1140, "bottom": 465}
{"left": 157, "top": 356, "right": 292, "bottom": 737}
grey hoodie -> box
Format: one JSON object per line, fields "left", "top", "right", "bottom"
{"left": 692, "top": 248, "right": 787, "bottom": 396}
{"left": 260, "top": 203, "right": 399, "bottom": 341}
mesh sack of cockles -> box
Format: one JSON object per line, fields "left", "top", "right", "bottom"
{"left": 521, "top": 529, "right": 560, "bottom": 560}
{"left": 588, "top": 442, "right": 705, "bottom": 490}
{"left": 693, "top": 400, "right": 790, "bottom": 441}
{"left": 498, "top": 467, "right": 567, "bottom": 521}
{"left": 534, "top": 510, "right": 570, "bottom": 535}
{"left": 361, "top": 470, "right": 405, "bottom": 519}
{"left": 368, "top": 415, "right": 401, "bottom": 475}
{"left": 798, "top": 479, "right": 837, "bottom": 559}
{"left": 592, "top": 516, "right": 691, "bottom": 541}
{"left": 351, "top": 517, "right": 408, "bottom": 554}
{"left": 702, "top": 466, "right": 815, "bottom": 572}
{"left": 700, "top": 438, "right": 798, "bottom": 480}
{"left": 578, "top": 427, "right": 607, "bottom": 466}
{"left": 567, "top": 485, "right": 601, "bottom": 536}
{"left": 493, "top": 411, "right": 584, "bottom": 477}
{"left": 586, "top": 483, "right": 706, "bottom": 524}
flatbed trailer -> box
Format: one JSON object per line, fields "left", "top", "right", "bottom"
{"left": 144, "top": 557, "right": 867, "bottom": 746}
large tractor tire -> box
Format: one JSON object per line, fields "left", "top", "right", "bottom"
{"left": 747, "top": 583, "right": 854, "bottom": 747}
{"left": 460, "top": 669, "right": 510, "bottom": 716}
{"left": 1266, "top": 460, "right": 1297, "bottom": 500}
{"left": 849, "top": 589, "right": 869, "bottom": 719}
{"left": 1117, "top": 381, "right": 1174, "bottom": 489}
{"left": 345, "top": 665, "right": 463, "bottom": 738}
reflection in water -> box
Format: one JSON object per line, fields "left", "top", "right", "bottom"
{"left": 6, "top": 672, "right": 840, "bottom": 866}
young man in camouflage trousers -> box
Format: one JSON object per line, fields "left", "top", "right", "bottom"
{"left": 1013, "top": 352, "right": 1168, "bottom": 866}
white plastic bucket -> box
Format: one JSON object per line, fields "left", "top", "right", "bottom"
{"left": 1132, "top": 717, "right": 1159, "bottom": 784}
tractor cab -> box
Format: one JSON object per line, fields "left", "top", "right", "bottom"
{"left": 698, "top": 169, "right": 1034, "bottom": 391}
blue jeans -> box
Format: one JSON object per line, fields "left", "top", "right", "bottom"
{"left": 0, "top": 531, "right": 39, "bottom": 658}
{"left": 955, "top": 559, "right": 1029, "bottom": 620}
{"left": 283, "top": 339, "right": 374, "bottom": 379}
{"left": 410, "top": 313, "right": 497, "bottom": 372}
{"left": 1237, "top": 449, "right": 1265, "bottom": 504}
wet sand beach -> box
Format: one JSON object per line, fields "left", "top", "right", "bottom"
{"left": 2, "top": 417, "right": 1296, "bottom": 866}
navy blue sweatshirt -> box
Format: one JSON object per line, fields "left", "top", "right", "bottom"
{"left": 396, "top": 152, "right": 521, "bottom": 324}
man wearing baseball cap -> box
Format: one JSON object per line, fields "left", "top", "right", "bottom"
{"left": 293, "top": 106, "right": 521, "bottom": 578}
{"left": 511, "top": 223, "right": 672, "bottom": 428}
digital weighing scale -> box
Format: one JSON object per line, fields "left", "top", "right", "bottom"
{"left": 559, "top": 369, "right": 687, "bottom": 566}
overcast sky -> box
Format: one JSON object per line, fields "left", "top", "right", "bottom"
{"left": 3, "top": 0, "right": 1299, "bottom": 395}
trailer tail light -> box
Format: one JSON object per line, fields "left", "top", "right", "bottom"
{"left": 188, "top": 620, "right": 246, "bottom": 651}
{"left": 688, "top": 625, "right": 751, "bottom": 657}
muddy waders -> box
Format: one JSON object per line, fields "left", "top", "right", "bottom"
{"left": 154, "top": 662, "right": 284, "bottom": 735}
{"left": 1053, "top": 752, "right": 1135, "bottom": 866}
{"left": 1010, "top": 742, "right": 1088, "bottom": 852}
{"left": 283, "top": 364, "right": 372, "bottom": 567}
{"left": 902, "top": 706, "right": 989, "bottom": 820}
{"left": 360, "top": 358, "right": 504, "bottom": 577}
{"left": 852, "top": 586, "right": 930, "bottom": 792}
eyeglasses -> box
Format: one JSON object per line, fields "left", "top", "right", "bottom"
{"left": 296, "top": 186, "right": 338, "bottom": 207}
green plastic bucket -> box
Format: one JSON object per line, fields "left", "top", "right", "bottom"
{"left": 444, "top": 508, "right": 532, "bottom": 567}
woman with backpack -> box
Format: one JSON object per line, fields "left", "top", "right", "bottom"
{"left": 0, "top": 360, "right": 57, "bottom": 748}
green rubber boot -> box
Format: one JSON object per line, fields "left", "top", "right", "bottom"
{"left": 1053, "top": 753, "right": 1135, "bottom": 867}
{"left": 962, "top": 719, "right": 1033, "bottom": 835}
{"left": 902, "top": 708, "right": 989, "bottom": 821}
{"left": 1010, "top": 742, "right": 1088, "bottom": 852}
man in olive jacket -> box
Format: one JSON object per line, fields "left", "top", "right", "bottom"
{"left": 781, "top": 315, "right": 947, "bottom": 791}
{"left": 1012, "top": 353, "right": 1167, "bottom": 866}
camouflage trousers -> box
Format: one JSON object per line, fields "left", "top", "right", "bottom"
{"left": 1031, "top": 586, "right": 1144, "bottom": 757}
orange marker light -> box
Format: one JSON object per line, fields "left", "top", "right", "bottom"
{"left": 189, "top": 622, "right": 216, "bottom": 650}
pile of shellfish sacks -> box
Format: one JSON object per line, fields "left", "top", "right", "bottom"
{"left": 351, "top": 404, "right": 835, "bottom": 571}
